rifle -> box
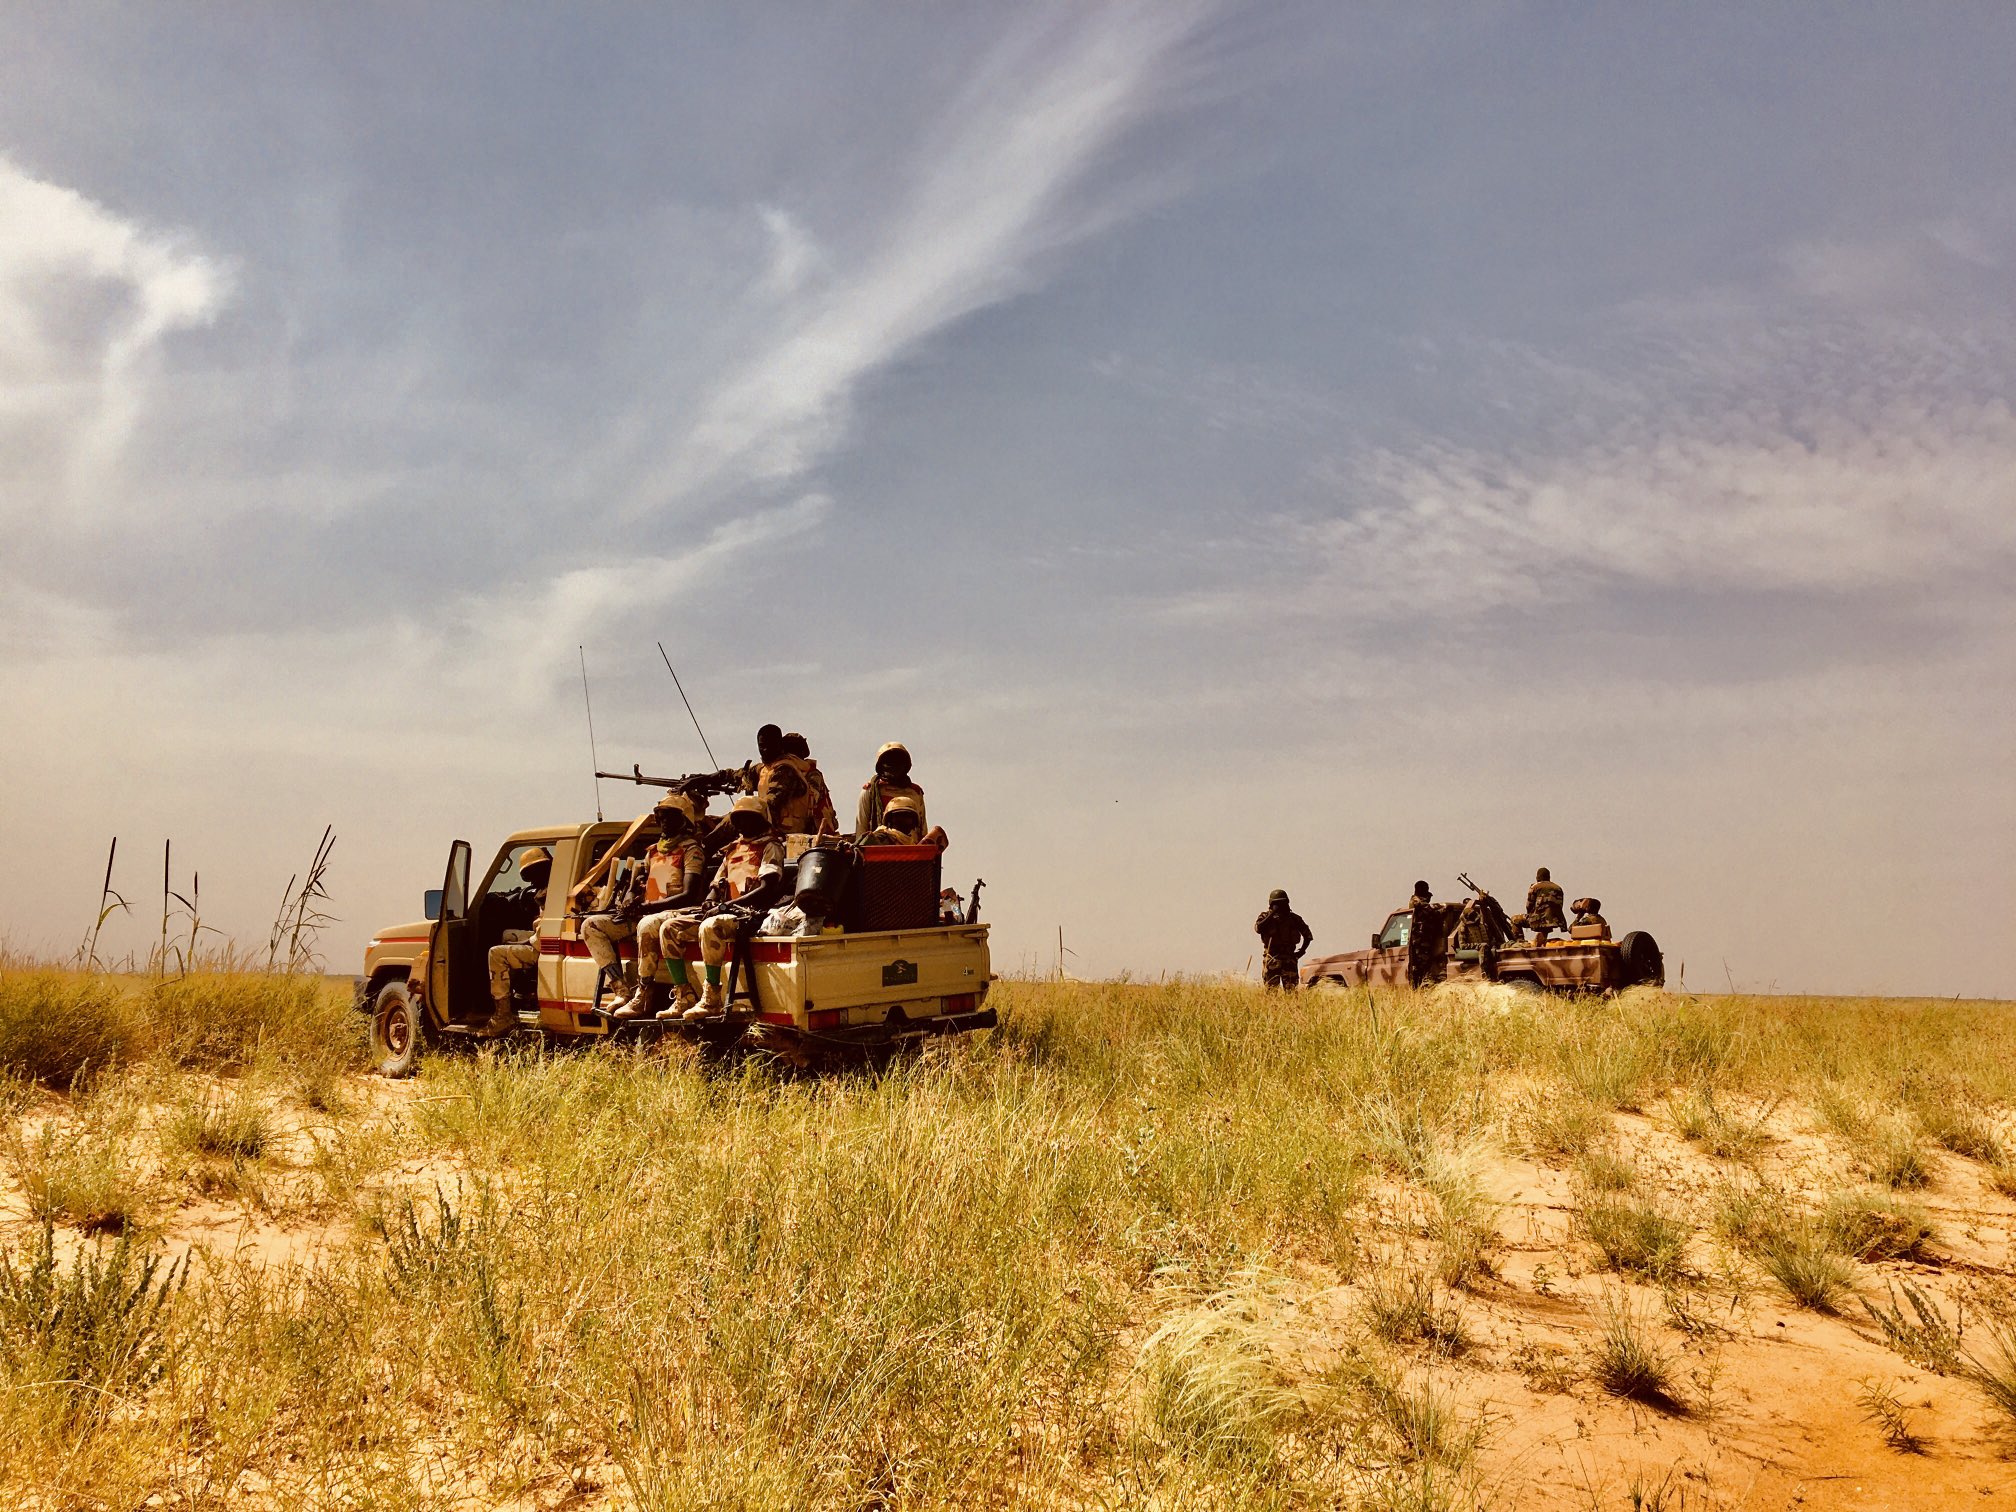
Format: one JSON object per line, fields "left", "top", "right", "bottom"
{"left": 1456, "top": 872, "right": 1485, "bottom": 896}
{"left": 964, "top": 878, "right": 985, "bottom": 925}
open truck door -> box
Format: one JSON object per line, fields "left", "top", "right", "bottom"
{"left": 425, "top": 840, "right": 473, "bottom": 1028}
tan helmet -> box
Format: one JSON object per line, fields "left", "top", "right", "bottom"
{"left": 882, "top": 795, "right": 922, "bottom": 831}
{"left": 874, "top": 740, "right": 911, "bottom": 772}
{"left": 731, "top": 792, "right": 771, "bottom": 822}
{"left": 653, "top": 790, "right": 696, "bottom": 824}
{"left": 519, "top": 845, "right": 552, "bottom": 879}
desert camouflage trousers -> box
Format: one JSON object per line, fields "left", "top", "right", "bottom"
{"left": 640, "top": 908, "right": 744, "bottom": 976}
{"left": 487, "top": 933, "right": 539, "bottom": 1008}
{"left": 580, "top": 915, "right": 634, "bottom": 978}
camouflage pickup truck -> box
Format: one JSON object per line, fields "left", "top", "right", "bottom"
{"left": 1301, "top": 888, "right": 1663, "bottom": 994}
{"left": 358, "top": 819, "right": 994, "bottom": 1075}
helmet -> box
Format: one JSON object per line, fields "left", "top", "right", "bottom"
{"left": 874, "top": 741, "right": 912, "bottom": 774}
{"left": 1268, "top": 889, "right": 1289, "bottom": 904}
{"left": 653, "top": 791, "right": 696, "bottom": 824}
{"left": 519, "top": 846, "right": 552, "bottom": 880}
{"left": 782, "top": 731, "right": 811, "bottom": 759}
{"left": 1535, "top": 866, "right": 1551, "bottom": 882}
{"left": 731, "top": 792, "right": 771, "bottom": 822}
{"left": 1413, "top": 880, "right": 1431, "bottom": 896}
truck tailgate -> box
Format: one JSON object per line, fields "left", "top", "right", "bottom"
{"left": 779, "top": 924, "right": 989, "bottom": 1017}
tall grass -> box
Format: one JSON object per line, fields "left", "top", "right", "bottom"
{"left": 0, "top": 973, "right": 2013, "bottom": 1506}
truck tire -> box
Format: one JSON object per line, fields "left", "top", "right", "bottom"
{"left": 1618, "top": 932, "right": 1664, "bottom": 989}
{"left": 369, "top": 979, "right": 429, "bottom": 1078}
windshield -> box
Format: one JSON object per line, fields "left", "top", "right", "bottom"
{"left": 1376, "top": 912, "right": 1411, "bottom": 949}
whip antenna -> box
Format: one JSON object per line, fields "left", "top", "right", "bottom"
{"left": 578, "top": 645, "right": 604, "bottom": 822}
{"left": 657, "top": 640, "right": 718, "bottom": 769}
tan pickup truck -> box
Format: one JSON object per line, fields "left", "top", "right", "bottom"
{"left": 1300, "top": 888, "right": 1663, "bottom": 994}
{"left": 358, "top": 821, "right": 994, "bottom": 1075}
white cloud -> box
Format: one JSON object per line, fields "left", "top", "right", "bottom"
{"left": 0, "top": 155, "right": 232, "bottom": 503}
{"left": 618, "top": 3, "right": 1210, "bottom": 519}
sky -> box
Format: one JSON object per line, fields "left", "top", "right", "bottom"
{"left": 2, "top": 3, "right": 2012, "bottom": 997}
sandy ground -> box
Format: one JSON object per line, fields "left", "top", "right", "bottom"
{"left": 4, "top": 1072, "right": 2014, "bottom": 1508}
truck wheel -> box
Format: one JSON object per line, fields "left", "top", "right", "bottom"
{"left": 1618, "top": 932, "right": 1664, "bottom": 988}
{"left": 369, "top": 979, "right": 429, "bottom": 1078}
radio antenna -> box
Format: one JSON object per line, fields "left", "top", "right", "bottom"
{"left": 578, "top": 645, "right": 604, "bottom": 822}
{"left": 657, "top": 640, "right": 718, "bottom": 769}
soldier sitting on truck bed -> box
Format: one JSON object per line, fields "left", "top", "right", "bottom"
{"left": 582, "top": 795, "right": 694, "bottom": 1001}
{"left": 659, "top": 792, "right": 789, "bottom": 1022}
{"left": 859, "top": 794, "right": 926, "bottom": 847}
{"left": 483, "top": 847, "right": 553, "bottom": 1033}
{"left": 611, "top": 793, "right": 710, "bottom": 1022}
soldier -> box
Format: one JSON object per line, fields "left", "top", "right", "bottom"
{"left": 611, "top": 793, "right": 710, "bottom": 1021}
{"left": 1253, "top": 889, "right": 1312, "bottom": 990}
{"left": 662, "top": 792, "right": 789, "bottom": 1021}
{"left": 484, "top": 846, "right": 553, "bottom": 1033}
{"left": 753, "top": 723, "right": 823, "bottom": 837}
{"left": 856, "top": 742, "right": 927, "bottom": 836}
{"left": 783, "top": 731, "right": 839, "bottom": 836}
{"left": 859, "top": 793, "right": 925, "bottom": 846}
{"left": 582, "top": 795, "right": 692, "bottom": 1001}
{"left": 1523, "top": 867, "right": 1567, "bottom": 944}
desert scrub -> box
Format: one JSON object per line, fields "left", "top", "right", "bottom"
{"left": 0, "top": 1222, "right": 185, "bottom": 1421}
{"left": 1589, "top": 1289, "right": 1681, "bottom": 1409}
{"left": 149, "top": 971, "right": 364, "bottom": 1081}
{"left": 0, "top": 967, "right": 145, "bottom": 1087}
{"left": 1579, "top": 1196, "right": 1691, "bottom": 1282}
{"left": 1518, "top": 1085, "right": 1609, "bottom": 1162}
{"left": 1665, "top": 1086, "right": 1778, "bottom": 1161}
{"left": 1, "top": 1078, "right": 156, "bottom": 1234}
{"left": 1358, "top": 1265, "right": 1470, "bottom": 1356}
{"left": 1821, "top": 1188, "right": 1935, "bottom": 1263}
{"left": 1138, "top": 1267, "right": 1320, "bottom": 1467}
{"left": 1757, "top": 1223, "right": 1857, "bottom": 1312}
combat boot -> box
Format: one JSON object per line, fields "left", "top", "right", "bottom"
{"left": 684, "top": 980, "right": 727, "bottom": 1021}
{"left": 620, "top": 980, "right": 667, "bottom": 1023}
{"left": 483, "top": 998, "right": 517, "bottom": 1036}
{"left": 658, "top": 983, "right": 699, "bottom": 1022}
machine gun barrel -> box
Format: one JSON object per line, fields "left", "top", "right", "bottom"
{"left": 595, "top": 762, "right": 753, "bottom": 794}
{"left": 1457, "top": 871, "right": 1484, "bottom": 895}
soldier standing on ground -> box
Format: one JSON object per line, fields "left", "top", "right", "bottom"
{"left": 1254, "top": 889, "right": 1313, "bottom": 990}
{"left": 484, "top": 847, "right": 552, "bottom": 1033}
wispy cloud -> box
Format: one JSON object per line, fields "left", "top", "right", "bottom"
{"left": 616, "top": 3, "right": 1211, "bottom": 520}
{"left": 0, "top": 155, "right": 232, "bottom": 508}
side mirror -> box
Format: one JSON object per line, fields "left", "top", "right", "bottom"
{"left": 1372, "top": 934, "right": 1382, "bottom": 949}
{"left": 424, "top": 889, "right": 443, "bottom": 922}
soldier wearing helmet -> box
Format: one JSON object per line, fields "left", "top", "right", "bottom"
{"left": 484, "top": 845, "right": 553, "bottom": 1033}
{"left": 1253, "top": 888, "right": 1312, "bottom": 990}
{"left": 859, "top": 793, "right": 925, "bottom": 847}
{"left": 611, "top": 791, "right": 711, "bottom": 1021}
{"left": 652, "top": 791, "right": 790, "bottom": 1021}
{"left": 856, "top": 742, "right": 927, "bottom": 836}
{"left": 582, "top": 792, "right": 704, "bottom": 1007}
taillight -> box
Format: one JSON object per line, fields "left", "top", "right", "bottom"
{"left": 943, "top": 994, "right": 975, "bottom": 1014}
{"left": 807, "top": 1008, "right": 844, "bottom": 1031}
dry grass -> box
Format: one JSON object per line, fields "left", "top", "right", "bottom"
{"left": 0, "top": 969, "right": 2013, "bottom": 1507}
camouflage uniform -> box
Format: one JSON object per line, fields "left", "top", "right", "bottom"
{"left": 1525, "top": 876, "right": 1566, "bottom": 938}
{"left": 632, "top": 835, "right": 711, "bottom": 984}
{"left": 1254, "top": 903, "right": 1312, "bottom": 990}
{"left": 661, "top": 832, "right": 787, "bottom": 979}
{"left": 759, "top": 754, "right": 822, "bottom": 836}
{"left": 856, "top": 775, "right": 926, "bottom": 836}
{"left": 582, "top": 844, "right": 690, "bottom": 979}
{"left": 803, "top": 760, "right": 838, "bottom": 836}
{"left": 484, "top": 851, "right": 551, "bottom": 1028}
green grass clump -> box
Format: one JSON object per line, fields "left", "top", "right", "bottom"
{"left": 1758, "top": 1224, "right": 1857, "bottom": 1312}
{"left": 1359, "top": 1266, "right": 1470, "bottom": 1356}
{"left": 1589, "top": 1291, "right": 1681, "bottom": 1409}
{"left": 1, "top": 1081, "right": 154, "bottom": 1234}
{"left": 149, "top": 972, "right": 363, "bottom": 1080}
{"left": 1580, "top": 1197, "right": 1691, "bottom": 1282}
{"left": 0, "top": 969, "right": 144, "bottom": 1087}
{"left": 0, "top": 1222, "right": 185, "bottom": 1422}
{"left": 1820, "top": 1188, "right": 1935, "bottom": 1262}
